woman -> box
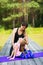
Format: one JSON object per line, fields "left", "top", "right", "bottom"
{"left": 9, "top": 22, "right": 28, "bottom": 56}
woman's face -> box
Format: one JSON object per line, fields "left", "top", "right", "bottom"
{"left": 21, "top": 25, "right": 26, "bottom": 31}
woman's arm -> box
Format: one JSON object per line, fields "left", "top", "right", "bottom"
{"left": 24, "top": 32, "right": 28, "bottom": 45}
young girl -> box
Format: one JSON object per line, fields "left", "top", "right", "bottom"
{"left": 8, "top": 38, "right": 28, "bottom": 60}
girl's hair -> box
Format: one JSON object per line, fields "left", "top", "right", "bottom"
{"left": 19, "top": 38, "right": 27, "bottom": 52}
{"left": 20, "top": 38, "right": 27, "bottom": 46}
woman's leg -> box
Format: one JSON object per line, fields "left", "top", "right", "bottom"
{"left": 9, "top": 46, "right": 13, "bottom": 56}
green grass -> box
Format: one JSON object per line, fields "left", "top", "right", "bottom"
{"left": 26, "top": 27, "right": 43, "bottom": 47}
{"left": 0, "top": 27, "right": 43, "bottom": 50}
{"left": 0, "top": 27, "right": 12, "bottom": 50}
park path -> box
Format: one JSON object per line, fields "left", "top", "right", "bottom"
{"left": 0, "top": 33, "right": 43, "bottom": 65}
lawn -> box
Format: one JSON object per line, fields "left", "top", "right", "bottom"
{"left": 0, "top": 27, "right": 43, "bottom": 50}
{"left": 0, "top": 27, "right": 12, "bottom": 50}
{"left": 26, "top": 27, "right": 43, "bottom": 48}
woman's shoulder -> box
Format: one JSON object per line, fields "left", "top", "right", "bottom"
{"left": 13, "top": 28, "right": 18, "bottom": 31}
{"left": 13, "top": 28, "right": 18, "bottom": 33}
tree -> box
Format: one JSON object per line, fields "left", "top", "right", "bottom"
{"left": 0, "top": 0, "right": 40, "bottom": 28}
{"left": 0, "top": 0, "right": 23, "bottom": 28}
{"left": 27, "top": 1, "right": 40, "bottom": 27}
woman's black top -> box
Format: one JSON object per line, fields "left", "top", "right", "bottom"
{"left": 9, "top": 28, "right": 25, "bottom": 55}
{"left": 14, "top": 28, "right": 24, "bottom": 43}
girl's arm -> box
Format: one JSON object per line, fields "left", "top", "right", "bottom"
{"left": 9, "top": 44, "right": 19, "bottom": 59}
{"left": 13, "top": 45, "right": 18, "bottom": 58}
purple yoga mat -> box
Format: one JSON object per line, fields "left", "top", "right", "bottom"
{"left": 0, "top": 51, "right": 43, "bottom": 63}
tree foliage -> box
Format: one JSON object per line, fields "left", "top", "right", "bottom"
{"left": 0, "top": 0, "right": 43, "bottom": 28}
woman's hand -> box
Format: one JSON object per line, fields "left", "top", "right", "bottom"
{"left": 24, "top": 33, "right": 28, "bottom": 45}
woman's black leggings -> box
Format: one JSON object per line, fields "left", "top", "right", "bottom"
{"left": 9, "top": 46, "right": 13, "bottom": 56}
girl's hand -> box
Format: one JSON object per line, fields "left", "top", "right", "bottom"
{"left": 9, "top": 55, "right": 15, "bottom": 60}
{"left": 9, "top": 57, "right": 15, "bottom": 60}
{"left": 7, "top": 56, "right": 12, "bottom": 59}
{"left": 7, "top": 56, "right": 15, "bottom": 60}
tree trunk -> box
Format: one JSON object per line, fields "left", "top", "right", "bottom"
{"left": 32, "top": 16, "right": 35, "bottom": 27}
{"left": 24, "top": 14, "right": 28, "bottom": 23}
{"left": 13, "top": 20, "right": 15, "bottom": 28}
{"left": 22, "top": 0, "right": 28, "bottom": 23}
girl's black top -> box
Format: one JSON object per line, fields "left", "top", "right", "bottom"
{"left": 14, "top": 28, "right": 24, "bottom": 43}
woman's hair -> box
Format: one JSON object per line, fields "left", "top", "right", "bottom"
{"left": 21, "top": 22, "right": 28, "bottom": 28}
{"left": 21, "top": 22, "right": 28, "bottom": 34}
